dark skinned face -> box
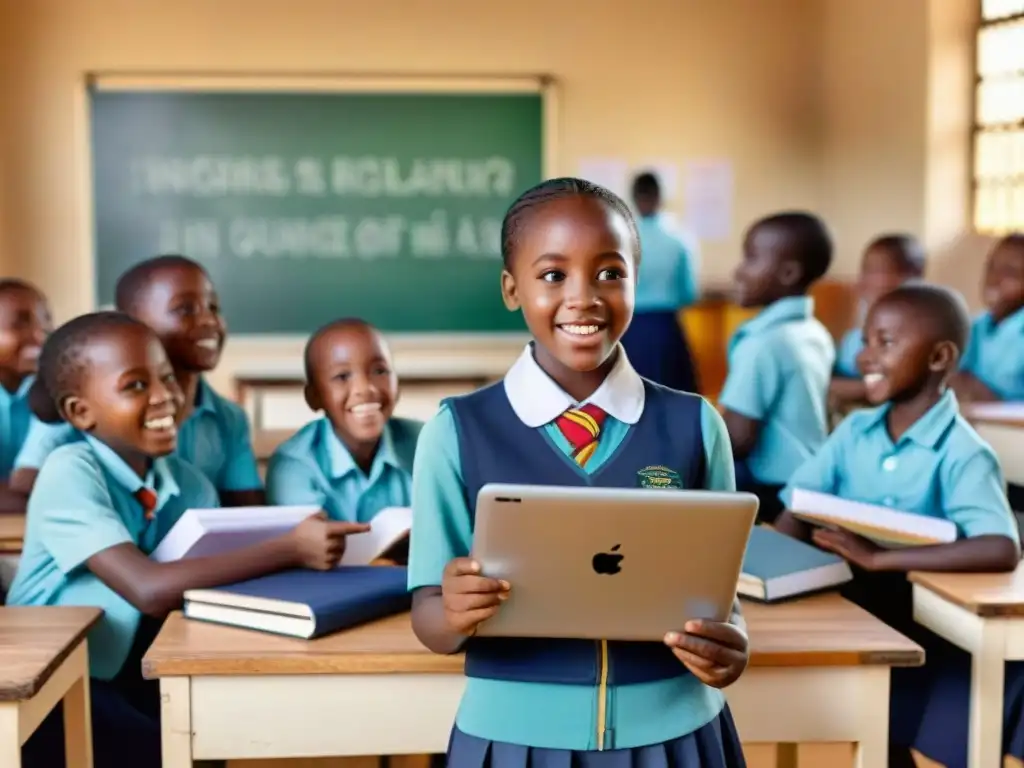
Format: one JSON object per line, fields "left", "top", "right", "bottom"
{"left": 856, "top": 300, "right": 956, "bottom": 406}
{"left": 858, "top": 245, "right": 916, "bottom": 308}
{"left": 130, "top": 265, "right": 226, "bottom": 373}
{"left": 304, "top": 324, "right": 398, "bottom": 454}
{"left": 982, "top": 240, "right": 1024, "bottom": 323}
{"left": 63, "top": 325, "right": 182, "bottom": 474}
{"left": 0, "top": 287, "right": 50, "bottom": 392}
{"left": 734, "top": 224, "right": 803, "bottom": 308}
{"left": 501, "top": 195, "right": 636, "bottom": 392}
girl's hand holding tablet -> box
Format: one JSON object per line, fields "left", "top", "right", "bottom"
{"left": 663, "top": 619, "right": 749, "bottom": 689}
{"left": 442, "top": 557, "right": 511, "bottom": 635}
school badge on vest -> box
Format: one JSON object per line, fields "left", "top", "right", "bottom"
{"left": 637, "top": 465, "right": 682, "bottom": 489}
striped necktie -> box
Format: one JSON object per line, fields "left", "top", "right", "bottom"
{"left": 554, "top": 403, "right": 607, "bottom": 468}
{"left": 135, "top": 487, "right": 158, "bottom": 521}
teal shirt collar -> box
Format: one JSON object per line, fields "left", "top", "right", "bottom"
{"left": 861, "top": 389, "right": 960, "bottom": 450}
{"left": 742, "top": 295, "right": 814, "bottom": 334}
{"left": 191, "top": 378, "right": 218, "bottom": 416}
{"left": 0, "top": 374, "right": 35, "bottom": 402}
{"left": 82, "top": 434, "right": 181, "bottom": 509}
{"left": 980, "top": 305, "right": 1024, "bottom": 334}
{"left": 324, "top": 418, "right": 400, "bottom": 481}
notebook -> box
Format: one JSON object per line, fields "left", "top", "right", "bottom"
{"left": 790, "top": 489, "right": 957, "bottom": 548}
{"left": 183, "top": 566, "right": 412, "bottom": 639}
{"left": 151, "top": 505, "right": 319, "bottom": 562}
{"left": 340, "top": 506, "right": 412, "bottom": 566}
{"left": 738, "top": 525, "right": 852, "bottom": 602}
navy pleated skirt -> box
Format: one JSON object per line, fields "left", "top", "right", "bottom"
{"left": 446, "top": 705, "right": 746, "bottom": 768}
{"left": 621, "top": 310, "right": 699, "bottom": 394}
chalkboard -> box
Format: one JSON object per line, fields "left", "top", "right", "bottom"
{"left": 89, "top": 88, "right": 545, "bottom": 334}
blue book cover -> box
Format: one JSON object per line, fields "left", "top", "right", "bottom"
{"left": 740, "top": 526, "right": 852, "bottom": 602}
{"left": 184, "top": 566, "right": 412, "bottom": 639}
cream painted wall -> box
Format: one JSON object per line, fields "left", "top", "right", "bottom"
{"left": 0, "top": 0, "right": 986, "bottom": 395}
{"left": 0, "top": 0, "right": 826, "bottom": 391}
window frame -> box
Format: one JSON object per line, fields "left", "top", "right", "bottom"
{"left": 972, "top": 3, "right": 1024, "bottom": 234}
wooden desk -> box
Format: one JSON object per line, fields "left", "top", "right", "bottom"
{"left": 0, "top": 515, "right": 25, "bottom": 555}
{"left": 253, "top": 430, "right": 294, "bottom": 464}
{"left": 143, "top": 593, "right": 922, "bottom": 768}
{"left": 911, "top": 565, "right": 1024, "bottom": 768}
{"left": 963, "top": 407, "right": 1024, "bottom": 489}
{"left": 0, "top": 606, "right": 101, "bottom": 767}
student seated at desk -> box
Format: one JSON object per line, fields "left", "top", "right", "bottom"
{"left": 773, "top": 283, "right": 1022, "bottom": 768}
{"left": 951, "top": 233, "right": 1024, "bottom": 404}
{"left": 719, "top": 211, "right": 835, "bottom": 523}
{"left": 266, "top": 319, "right": 422, "bottom": 544}
{"left": 829, "top": 233, "right": 925, "bottom": 414}
{"left": 7, "top": 311, "right": 363, "bottom": 768}
{"left": 14, "top": 254, "right": 266, "bottom": 506}
{"left": 0, "top": 279, "right": 64, "bottom": 512}
{"left": 409, "top": 178, "right": 749, "bottom": 768}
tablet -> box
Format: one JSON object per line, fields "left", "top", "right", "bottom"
{"left": 471, "top": 483, "right": 758, "bottom": 641}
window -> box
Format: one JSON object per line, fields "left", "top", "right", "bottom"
{"left": 974, "top": 0, "right": 1024, "bottom": 233}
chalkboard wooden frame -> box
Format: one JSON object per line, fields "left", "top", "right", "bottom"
{"left": 84, "top": 73, "right": 558, "bottom": 350}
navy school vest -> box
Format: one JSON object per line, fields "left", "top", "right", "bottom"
{"left": 447, "top": 379, "right": 707, "bottom": 686}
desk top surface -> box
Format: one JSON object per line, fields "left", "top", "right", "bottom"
{"left": 910, "top": 564, "right": 1024, "bottom": 617}
{"left": 961, "top": 402, "right": 1024, "bottom": 428}
{"left": 143, "top": 592, "right": 923, "bottom": 679}
{"left": 0, "top": 606, "right": 101, "bottom": 701}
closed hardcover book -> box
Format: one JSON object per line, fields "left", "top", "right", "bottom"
{"left": 183, "top": 566, "right": 411, "bottom": 639}
{"left": 738, "top": 526, "right": 853, "bottom": 602}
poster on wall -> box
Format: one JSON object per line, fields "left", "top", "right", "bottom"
{"left": 576, "top": 158, "right": 629, "bottom": 200}
{"left": 683, "top": 159, "right": 733, "bottom": 241}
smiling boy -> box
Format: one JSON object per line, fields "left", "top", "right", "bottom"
{"left": 266, "top": 318, "right": 421, "bottom": 538}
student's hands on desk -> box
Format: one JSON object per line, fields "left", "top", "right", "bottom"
{"left": 289, "top": 513, "right": 371, "bottom": 570}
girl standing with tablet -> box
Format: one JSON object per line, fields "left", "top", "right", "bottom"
{"left": 407, "top": 178, "right": 750, "bottom": 768}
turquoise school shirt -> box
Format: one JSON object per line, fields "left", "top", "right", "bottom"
{"left": 13, "top": 378, "right": 262, "bottom": 494}
{"left": 718, "top": 296, "right": 835, "bottom": 486}
{"left": 960, "top": 308, "right": 1024, "bottom": 401}
{"left": 779, "top": 390, "right": 1020, "bottom": 546}
{"left": 634, "top": 215, "right": 699, "bottom": 313}
{"left": 834, "top": 328, "right": 863, "bottom": 379}
{"left": 407, "top": 345, "right": 736, "bottom": 751}
{"left": 7, "top": 436, "right": 219, "bottom": 680}
{"left": 266, "top": 416, "right": 420, "bottom": 522}
{"left": 0, "top": 375, "right": 41, "bottom": 481}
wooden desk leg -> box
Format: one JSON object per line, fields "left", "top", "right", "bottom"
{"left": 969, "top": 622, "right": 1008, "bottom": 768}
{"left": 63, "top": 670, "right": 93, "bottom": 768}
{"left": 851, "top": 667, "right": 889, "bottom": 768}
{"left": 0, "top": 703, "right": 20, "bottom": 767}
{"left": 161, "top": 677, "right": 194, "bottom": 768}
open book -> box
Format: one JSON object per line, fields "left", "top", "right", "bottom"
{"left": 151, "top": 506, "right": 320, "bottom": 562}
{"left": 790, "top": 489, "right": 957, "bottom": 548}
{"left": 340, "top": 506, "right": 412, "bottom": 566}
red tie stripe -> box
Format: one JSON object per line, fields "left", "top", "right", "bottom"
{"left": 135, "top": 487, "right": 158, "bottom": 521}
{"left": 554, "top": 403, "right": 607, "bottom": 468}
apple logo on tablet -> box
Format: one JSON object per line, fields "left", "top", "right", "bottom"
{"left": 592, "top": 544, "right": 623, "bottom": 575}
